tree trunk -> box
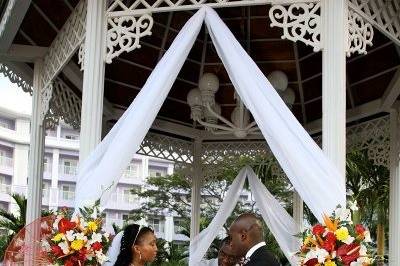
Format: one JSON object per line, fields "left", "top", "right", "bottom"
{"left": 376, "top": 223, "right": 385, "bottom": 265}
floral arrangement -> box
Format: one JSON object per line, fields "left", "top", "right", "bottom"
{"left": 42, "top": 201, "right": 111, "bottom": 265}
{"left": 298, "top": 202, "right": 374, "bottom": 266}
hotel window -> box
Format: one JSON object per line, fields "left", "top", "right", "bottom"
{"left": 63, "top": 160, "right": 78, "bottom": 175}
{"left": 61, "top": 185, "right": 75, "bottom": 200}
{"left": 148, "top": 166, "right": 168, "bottom": 177}
{"left": 149, "top": 218, "right": 165, "bottom": 233}
{"left": 123, "top": 189, "right": 135, "bottom": 204}
{"left": 123, "top": 163, "right": 139, "bottom": 178}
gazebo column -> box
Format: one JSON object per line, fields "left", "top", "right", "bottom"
{"left": 389, "top": 108, "right": 400, "bottom": 266}
{"left": 79, "top": 0, "right": 106, "bottom": 161}
{"left": 26, "top": 59, "right": 45, "bottom": 224}
{"left": 321, "top": 0, "right": 348, "bottom": 186}
{"left": 190, "top": 139, "right": 202, "bottom": 239}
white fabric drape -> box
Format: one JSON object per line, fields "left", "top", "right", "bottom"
{"left": 189, "top": 166, "right": 299, "bottom": 266}
{"left": 104, "top": 231, "right": 123, "bottom": 266}
{"left": 74, "top": 6, "right": 347, "bottom": 265}
{"left": 203, "top": 7, "right": 346, "bottom": 220}
{"left": 189, "top": 167, "right": 248, "bottom": 264}
{"left": 248, "top": 169, "right": 299, "bottom": 266}
{"left": 75, "top": 4, "right": 345, "bottom": 219}
{"left": 74, "top": 8, "right": 206, "bottom": 209}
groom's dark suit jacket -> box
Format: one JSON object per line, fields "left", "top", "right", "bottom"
{"left": 244, "top": 246, "right": 281, "bottom": 266}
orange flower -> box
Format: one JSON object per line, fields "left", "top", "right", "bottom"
{"left": 323, "top": 214, "right": 338, "bottom": 232}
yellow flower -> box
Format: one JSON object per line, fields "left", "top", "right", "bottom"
{"left": 52, "top": 233, "right": 64, "bottom": 242}
{"left": 87, "top": 221, "right": 98, "bottom": 232}
{"left": 335, "top": 227, "right": 349, "bottom": 241}
{"left": 324, "top": 260, "right": 336, "bottom": 266}
{"left": 304, "top": 235, "right": 312, "bottom": 245}
{"left": 70, "top": 239, "right": 84, "bottom": 251}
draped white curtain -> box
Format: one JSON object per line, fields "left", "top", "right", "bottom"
{"left": 189, "top": 166, "right": 300, "bottom": 266}
{"left": 73, "top": 8, "right": 206, "bottom": 209}
{"left": 74, "top": 6, "right": 346, "bottom": 264}
{"left": 203, "top": 7, "right": 345, "bottom": 219}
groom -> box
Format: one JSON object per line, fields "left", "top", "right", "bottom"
{"left": 228, "top": 213, "right": 280, "bottom": 266}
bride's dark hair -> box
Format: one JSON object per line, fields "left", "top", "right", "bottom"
{"left": 114, "top": 224, "right": 154, "bottom": 266}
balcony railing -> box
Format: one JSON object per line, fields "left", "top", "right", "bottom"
{"left": 0, "top": 184, "right": 11, "bottom": 194}
{"left": 59, "top": 165, "right": 77, "bottom": 176}
{"left": 0, "top": 155, "right": 13, "bottom": 167}
{"left": 60, "top": 190, "right": 75, "bottom": 201}
{"left": 42, "top": 189, "right": 50, "bottom": 199}
{"left": 122, "top": 169, "right": 139, "bottom": 179}
{"left": 11, "top": 185, "right": 27, "bottom": 196}
{"left": 109, "top": 193, "right": 138, "bottom": 204}
{"left": 43, "top": 163, "right": 52, "bottom": 173}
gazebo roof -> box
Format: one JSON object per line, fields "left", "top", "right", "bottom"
{"left": 5, "top": 0, "right": 400, "bottom": 140}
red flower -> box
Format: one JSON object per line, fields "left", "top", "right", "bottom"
{"left": 325, "top": 232, "right": 336, "bottom": 242}
{"left": 304, "top": 258, "right": 319, "bottom": 266}
{"left": 312, "top": 224, "right": 325, "bottom": 235}
{"left": 58, "top": 218, "right": 76, "bottom": 234}
{"left": 92, "top": 241, "right": 103, "bottom": 251}
{"left": 50, "top": 245, "right": 63, "bottom": 257}
{"left": 337, "top": 243, "right": 360, "bottom": 266}
{"left": 64, "top": 259, "right": 74, "bottom": 266}
{"left": 322, "top": 240, "right": 335, "bottom": 252}
{"left": 355, "top": 224, "right": 366, "bottom": 235}
{"left": 78, "top": 247, "right": 88, "bottom": 261}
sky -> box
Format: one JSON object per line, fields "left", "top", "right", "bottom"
{"left": 0, "top": 74, "right": 32, "bottom": 115}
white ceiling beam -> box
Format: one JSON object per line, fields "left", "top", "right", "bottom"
{"left": 305, "top": 98, "right": 383, "bottom": 135}
{"left": 380, "top": 68, "right": 400, "bottom": 111}
{"left": 0, "top": 44, "right": 47, "bottom": 62}
{"left": 0, "top": 0, "right": 31, "bottom": 52}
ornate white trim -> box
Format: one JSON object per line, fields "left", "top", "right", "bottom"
{"left": 78, "top": 41, "right": 85, "bottom": 71}
{"left": 0, "top": 0, "right": 16, "bottom": 39}
{"left": 106, "top": 14, "right": 153, "bottom": 63}
{"left": 0, "top": 62, "right": 33, "bottom": 94}
{"left": 40, "top": 0, "right": 86, "bottom": 91}
{"left": 347, "top": 115, "right": 389, "bottom": 167}
{"left": 269, "top": 2, "right": 322, "bottom": 52}
{"left": 347, "top": 9, "right": 373, "bottom": 56}
{"left": 348, "top": 0, "right": 400, "bottom": 47}
{"left": 107, "top": 0, "right": 318, "bottom": 16}
{"left": 45, "top": 79, "right": 82, "bottom": 129}
{"left": 137, "top": 133, "right": 194, "bottom": 164}
{"left": 38, "top": 0, "right": 86, "bottom": 123}
{"left": 39, "top": 83, "right": 53, "bottom": 123}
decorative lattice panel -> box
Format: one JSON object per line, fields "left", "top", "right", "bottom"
{"left": 39, "top": 0, "right": 86, "bottom": 119}
{"left": 45, "top": 79, "right": 82, "bottom": 130}
{"left": 137, "top": 133, "right": 194, "bottom": 164}
{"left": 349, "top": 0, "right": 400, "bottom": 46}
{"left": 346, "top": 115, "right": 390, "bottom": 167}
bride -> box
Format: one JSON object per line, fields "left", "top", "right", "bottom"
{"left": 106, "top": 223, "right": 158, "bottom": 266}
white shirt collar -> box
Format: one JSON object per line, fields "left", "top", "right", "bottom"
{"left": 245, "top": 241, "right": 266, "bottom": 258}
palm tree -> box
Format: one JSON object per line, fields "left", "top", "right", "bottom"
{"left": 0, "top": 193, "right": 53, "bottom": 260}
{"left": 0, "top": 194, "right": 27, "bottom": 236}
{"left": 346, "top": 150, "right": 389, "bottom": 263}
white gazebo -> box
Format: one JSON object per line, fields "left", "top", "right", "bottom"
{"left": 0, "top": 0, "right": 399, "bottom": 264}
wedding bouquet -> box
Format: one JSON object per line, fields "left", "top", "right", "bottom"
{"left": 43, "top": 201, "right": 111, "bottom": 265}
{"left": 298, "top": 202, "right": 374, "bottom": 266}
